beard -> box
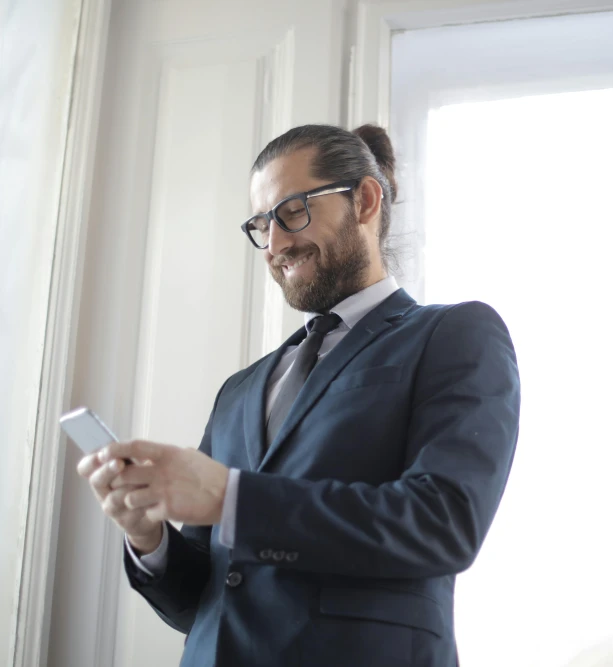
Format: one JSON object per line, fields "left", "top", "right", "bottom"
{"left": 269, "top": 207, "right": 371, "bottom": 312}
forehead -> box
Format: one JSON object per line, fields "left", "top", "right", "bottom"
{"left": 250, "top": 147, "right": 327, "bottom": 213}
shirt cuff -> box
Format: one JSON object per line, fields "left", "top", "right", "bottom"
{"left": 218, "top": 468, "right": 241, "bottom": 549}
{"left": 125, "top": 521, "right": 169, "bottom": 577}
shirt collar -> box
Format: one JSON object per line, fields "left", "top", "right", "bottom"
{"left": 304, "top": 276, "right": 400, "bottom": 332}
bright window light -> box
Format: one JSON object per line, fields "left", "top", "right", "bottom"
{"left": 425, "top": 89, "right": 613, "bottom": 667}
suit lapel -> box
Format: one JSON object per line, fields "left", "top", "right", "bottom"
{"left": 257, "top": 289, "right": 416, "bottom": 471}
{"left": 242, "top": 327, "right": 306, "bottom": 470}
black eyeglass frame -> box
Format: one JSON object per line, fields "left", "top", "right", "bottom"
{"left": 241, "top": 178, "right": 360, "bottom": 249}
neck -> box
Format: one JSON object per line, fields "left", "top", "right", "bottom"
{"left": 364, "top": 263, "right": 388, "bottom": 289}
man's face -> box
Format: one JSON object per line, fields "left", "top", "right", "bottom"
{"left": 250, "top": 148, "right": 371, "bottom": 312}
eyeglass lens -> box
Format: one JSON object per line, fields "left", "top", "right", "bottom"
{"left": 247, "top": 196, "right": 309, "bottom": 247}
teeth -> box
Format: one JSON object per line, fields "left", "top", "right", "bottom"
{"left": 287, "top": 253, "right": 312, "bottom": 270}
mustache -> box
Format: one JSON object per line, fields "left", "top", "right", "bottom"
{"left": 271, "top": 248, "right": 318, "bottom": 269}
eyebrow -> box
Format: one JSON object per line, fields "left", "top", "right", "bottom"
{"left": 253, "top": 188, "right": 308, "bottom": 216}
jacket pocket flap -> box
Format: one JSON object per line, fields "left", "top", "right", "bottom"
{"left": 319, "top": 587, "right": 444, "bottom": 637}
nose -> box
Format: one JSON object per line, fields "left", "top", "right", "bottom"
{"left": 267, "top": 219, "right": 295, "bottom": 257}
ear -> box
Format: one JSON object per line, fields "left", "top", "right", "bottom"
{"left": 355, "top": 176, "right": 383, "bottom": 229}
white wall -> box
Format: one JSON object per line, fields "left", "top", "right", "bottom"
{"left": 0, "top": 1, "right": 81, "bottom": 664}
{"left": 47, "top": 1, "right": 347, "bottom": 665}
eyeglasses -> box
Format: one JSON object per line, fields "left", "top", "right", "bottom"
{"left": 241, "top": 179, "right": 360, "bottom": 249}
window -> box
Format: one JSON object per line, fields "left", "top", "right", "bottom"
{"left": 392, "top": 12, "right": 613, "bottom": 667}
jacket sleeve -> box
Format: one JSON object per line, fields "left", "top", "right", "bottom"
{"left": 123, "top": 380, "right": 230, "bottom": 633}
{"left": 231, "top": 301, "right": 521, "bottom": 580}
{"left": 123, "top": 520, "right": 211, "bottom": 633}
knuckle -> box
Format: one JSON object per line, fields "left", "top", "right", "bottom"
{"left": 124, "top": 491, "right": 137, "bottom": 510}
{"left": 101, "top": 499, "right": 114, "bottom": 516}
{"left": 102, "top": 492, "right": 121, "bottom": 516}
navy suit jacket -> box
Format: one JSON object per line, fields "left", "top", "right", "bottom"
{"left": 125, "top": 288, "right": 521, "bottom": 667}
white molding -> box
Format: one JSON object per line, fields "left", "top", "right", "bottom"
{"left": 270, "top": 28, "right": 295, "bottom": 140}
{"left": 131, "top": 54, "right": 169, "bottom": 442}
{"left": 381, "top": 0, "right": 613, "bottom": 29}
{"left": 12, "top": 1, "right": 112, "bottom": 666}
{"left": 262, "top": 29, "right": 295, "bottom": 356}
{"left": 353, "top": 0, "right": 613, "bottom": 131}
{"left": 128, "top": 28, "right": 296, "bottom": 377}
{"left": 249, "top": 29, "right": 296, "bottom": 358}
{"left": 376, "top": 14, "right": 392, "bottom": 130}
{"left": 354, "top": 2, "right": 393, "bottom": 127}
{"left": 347, "top": 44, "right": 357, "bottom": 129}
{"left": 244, "top": 56, "right": 269, "bottom": 368}
{"left": 86, "top": 22, "right": 167, "bottom": 667}
{"left": 243, "top": 29, "right": 298, "bottom": 364}
{"left": 93, "top": 520, "right": 124, "bottom": 667}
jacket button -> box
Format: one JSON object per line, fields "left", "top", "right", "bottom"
{"left": 226, "top": 571, "right": 243, "bottom": 587}
{"left": 272, "top": 550, "right": 285, "bottom": 561}
{"left": 285, "top": 551, "right": 298, "bottom": 562}
{"left": 259, "top": 549, "right": 272, "bottom": 560}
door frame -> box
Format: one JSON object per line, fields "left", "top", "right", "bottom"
{"left": 13, "top": 1, "right": 112, "bottom": 666}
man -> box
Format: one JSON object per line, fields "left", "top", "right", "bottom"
{"left": 79, "top": 124, "right": 521, "bottom": 667}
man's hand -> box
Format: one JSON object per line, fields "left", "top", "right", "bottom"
{"left": 77, "top": 453, "right": 163, "bottom": 554}
{"left": 100, "top": 440, "right": 230, "bottom": 526}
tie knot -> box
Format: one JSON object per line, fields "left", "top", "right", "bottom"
{"left": 310, "top": 313, "right": 342, "bottom": 336}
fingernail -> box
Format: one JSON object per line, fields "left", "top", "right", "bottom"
{"left": 110, "top": 459, "right": 120, "bottom": 472}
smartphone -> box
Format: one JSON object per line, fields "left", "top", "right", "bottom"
{"left": 60, "top": 407, "right": 131, "bottom": 463}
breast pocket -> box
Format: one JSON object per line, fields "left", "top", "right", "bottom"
{"left": 326, "top": 365, "right": 403, "bottom": 396}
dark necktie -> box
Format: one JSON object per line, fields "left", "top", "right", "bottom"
{"left": 266, "top": 312, "right": 342, "bottom": 446}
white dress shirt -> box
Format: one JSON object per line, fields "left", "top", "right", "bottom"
{"left": 127, "top": 276, "right": 400, "bottom": 576}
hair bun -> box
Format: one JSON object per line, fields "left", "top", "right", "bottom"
{"left": 352, "top": 124, "right": 397, "bottom": 202}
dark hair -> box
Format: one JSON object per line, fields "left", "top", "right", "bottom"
{"left": 251, "top": 124, "right": 398, "bottom": 270}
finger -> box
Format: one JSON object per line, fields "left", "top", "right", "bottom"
{"left": 106, "top": 497, "right": 149, "bottom": 525}
{"left": 109, "top": 464, "right": 156, "bottom": 490}
{"left": 125, "top": 486, "right": 160, "bottom": 510}
{"left": 77, "top": 452, "right": 103, "bottom": 478}
{"left": 99, "top": 440, "right": 167, "bottom": 465}
{"left": 117, "top": 506, "right": 150, "bottom": 532}
{"left": 101, "top": 486, "right": 137, "bottom": 517}
{"left": 90, "top": 458, "right": 127, "bottom": 495}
